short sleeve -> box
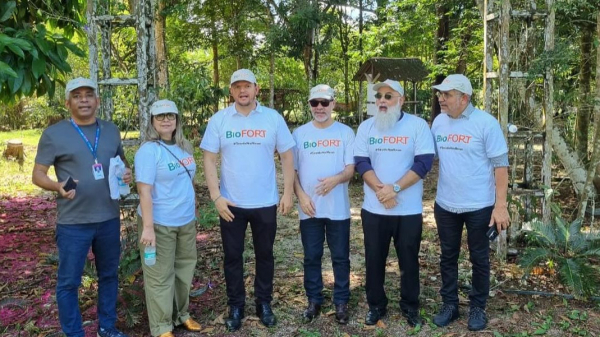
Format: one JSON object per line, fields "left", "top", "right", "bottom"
{"left": 484, "top": 120, "right": 509, "bottom": 158}
{"left": 343, "top": 127, "right": 356, "bottom": 166}
{"left": 292, "top": 128, "right": 300, "bottom": 171}
{"left": 35, "top": 130, "right": 56, "bottom": 166}
{"left": 353, "top": 121, "right": 370, "bottom": 157}
{"left": 199, "top": 115, "right": 221, "bottom": 154}
{"left": 414, "top": 118, "right": 435, "bottom": 156}
{"left": 275, "top": 114, "right": 295, "bottom": 153}
{"left": 134, "top": 143, "right": 159, "bottom": 185}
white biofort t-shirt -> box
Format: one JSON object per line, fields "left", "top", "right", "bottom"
{"left": 200, "top": 102, "right": 295, "bottom": 208}
{"left": 293, "top": 121, "right": 355, "bottom": 220}
{"left": 431, "top": 105, "right": 508, "bottom": 209}
{"left": 354, "top": 113, "right": 435, "bottom": 216}
{"left": 135, "top": 141, "right": 197, "bottom": 227}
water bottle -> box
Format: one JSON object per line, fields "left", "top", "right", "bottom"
{"left": 117, "top": 176, "right": 130, "bottom": 196}
{"left": 507, "top": 123, "right": 518, "bottom": 133}
{"left": 144, "top": 246, "right": 156, "bottom": 266}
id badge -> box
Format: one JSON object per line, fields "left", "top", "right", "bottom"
{"left": 92, "top": 163, "right": 105, "bottom": 180}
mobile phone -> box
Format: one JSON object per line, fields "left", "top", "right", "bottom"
{"left": 486, "top": 226, "right": 499, "bottom": 241}
{"left": 63, "top": 176, "right": 77, "bottom": 192}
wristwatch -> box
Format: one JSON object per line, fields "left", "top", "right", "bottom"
{"left": 393, "top": 183, "right": 401, "bottom": 193}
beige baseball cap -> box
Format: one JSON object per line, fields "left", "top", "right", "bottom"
{"left": 150, "top": 99, "right": 179, "bottom": 115}
{"left": 65, "top": 77, "right": 97, "bottom": 98}
{"left": 309, "top": 84, "right": 335, "bottom": 101}
{"left": 432, "top": 74, "right": 473, "bottom": 95}
{"left": 372, "top": 79, "right": 404, "bottom": 96}
{"left": 230, "top": 69, "right": 257, "bottom": 85}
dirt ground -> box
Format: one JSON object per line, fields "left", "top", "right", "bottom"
{"left": 1, "top": 163, "right": 599, "bottom": 336}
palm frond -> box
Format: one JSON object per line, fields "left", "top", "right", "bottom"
{"left": 568, "top": 219, "right": 582, "bottom": 237}
{"left": 554, "top": 216, "right": 569, "bottom": 246}
{"left": 569, "top": 233, "right": 589, "bottom": 255}
{"left": 518, "top": 247, "right": 552, "bottom": 274}
{"left": 557, "top": 258, "right": 585, "bottom": 299}
{"left": 529, "top": 219, "right": 556, "bottom": 247}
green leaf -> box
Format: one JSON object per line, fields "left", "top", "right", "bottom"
{"left": 558, "top": 258, "right": 585, "bottom": 299}
{"left": 43, "top": 73, "right": 55, "bottom": 98}
{"left": 0, "top": 1, "right": 16, "bottom": 22}
{"left": 0, "top": 60, "right": 17, "bottom": 78}
{"left": 31, "top": 56, "right": 46, "bottom": 79}
{"left": 518, "top": 247, "right": 551, "bottom": 274}
{"left": 21, "top": 71, "right": 32, "bottom": 95}
{"left": 7, "top": 67, "right": 24, "bottom": 94}
{"left": 34, "top": 36, "right": 51, "bottom": 56}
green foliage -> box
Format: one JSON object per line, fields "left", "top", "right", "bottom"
{"left": 518, "top": 216, "right": 600, "bottom": 299}
{"left": 0, "top": 1, "right": 85, "bottom": 103}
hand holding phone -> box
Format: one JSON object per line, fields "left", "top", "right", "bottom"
{"left": 486, "top": 226, "right": 499, "bottom": 241}
{"left": 63, "top": 176, "right": 77, "bottom": 192}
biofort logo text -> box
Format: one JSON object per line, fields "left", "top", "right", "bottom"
{"left": 168, "top": 156, "right": 194, "bottom": 171}
{"left": 436, "top": 134, "right": 472, "bottom": 144}
{"left": 369, "top": 136, "right": 409, "bottom": 145}
{"left": 304, "top": 139, "right": 341, "bottom": 149}
{"left": 226, "top": 129, "right": 267, "bottom": 138}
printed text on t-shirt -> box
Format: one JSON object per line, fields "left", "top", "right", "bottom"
{"left": 226, "top": 130, "right": 267, "bottom": 138}
{"left": 436, "top": 134, "right": 472, "bottom": 143}
{"left": 369, "top": 136, "right": 409, "bottom": 145}
{"left": 303, "top": 139, "right": 341, "bottom": 148}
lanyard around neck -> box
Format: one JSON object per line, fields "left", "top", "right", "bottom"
{"left": 70, "top": 118, "right": 100, "bottom": 163}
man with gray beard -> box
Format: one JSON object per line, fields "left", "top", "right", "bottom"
{"left": 354, "top": 79, "right": 435, "bottom": 327}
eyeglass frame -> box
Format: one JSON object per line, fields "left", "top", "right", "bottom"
{"left": 374, "top": 92, "right": 401, "bottom": 100}
{"left": 309, "top": 100, "right": 332, "bottom": 108}
{"left": 435, "top": 91, "right": 464, "bottom": 100}
{"left": 153, "top": 113, "right": 177, "bottom": 121}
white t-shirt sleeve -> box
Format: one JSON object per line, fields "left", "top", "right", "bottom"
{"left": 484, "top": 120, "right": 509, "bottom": 158}
{"left": 414, "top": 118, "right": 436, "bottom": 156}
{"left": 275, "top": 114, "right": 295, "bottom": 153}
{"left": 199, "top": 114, "right": 221, "bottom": 153}
{"left": 344, "top": 127, "right": 356, "bottom": 166}
{"left": 292, "top": 128, "right": 300, "bottom": 171}
{"left": 353, "top": 121, "right": 370, "bottom": 157}
{"left": 134, "top": 143, "right": 158, "bottom": 185}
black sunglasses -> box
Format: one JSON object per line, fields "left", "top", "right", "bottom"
{"left": 309, "top": 100, "right": 332, "bottom": 107}
{"left": 374, "top": 93, "right": 400, "bottom": 100}
{"left": 154, "top": 113, "right": 177, "bottom": 121}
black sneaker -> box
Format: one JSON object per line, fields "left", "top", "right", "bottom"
{"left": 97, "top": 327, "right": 128, "bottom": 337}
{"left": 433, "top": 303, "right": 459, "bottom": 327}
{"left": 365, "top": 307, "right": 387, "bottom": 325}
{"left": 256, "top": 303, "right": 277, "bottom": 327}
{"left": 302, "top": 302, "right": 321, "bottom": 322}
{"left": 334, "top": 303, "right": 349, "bottom": 325}
{"left": 225, "top": 306, "right": 244, "bottom": 332}
{"left": 468, "top": 306, "right": 487, "bottom": 331}
{"left": 401, "top": 309, "right": 423, "bottom": 327}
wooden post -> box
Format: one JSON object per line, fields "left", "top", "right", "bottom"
{"left": 524, "top": 134, "right": 534, "bottom": 220}
{"left": 136, "top": 0, "right": 157, "bottom": 141}
{"left": 99, "top": 0, "right": 114, "bottom": 121}
{"left": 542, "top": 0, "right": 555, "bottom": 224}
{"left": 483, "top": 0, "right": 494, "bottom": 113}
{"left": 3, "top": 140, "right": 24, "bottom": 168}
{"left": 87, "top": 0, "right": 99, "bottom": 91}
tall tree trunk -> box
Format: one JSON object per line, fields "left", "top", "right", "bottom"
{"left": 211, "top": 24, "right": 219, "bottom": 113}
{"left": 269, "top": 53, "right": 275, "bottom": 109}
{"left": 578, "top": 11, "right": 600, "bottom": 220}
{"left": 575, "top": 25, "right": 594, "bottom": 161}
{"left": 155, "top": 0, "right": 169, "bottom": 91}
{"left": 431, "top": 3, "right": 449, "bottom": 123}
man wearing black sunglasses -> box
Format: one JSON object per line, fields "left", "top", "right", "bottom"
{"left": 292, "top": 84, "right": 355, "bottom": 325}
{"left": 354, "top": 79, "right": 435, "bottom": 327}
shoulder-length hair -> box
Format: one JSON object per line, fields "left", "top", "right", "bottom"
{"left": 144, "top": 114, "right": 194, "bottom": 154}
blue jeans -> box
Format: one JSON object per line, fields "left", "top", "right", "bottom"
{"left": 434, "top": 203, "right": 493, "bottom": 309}
{"left": 55, "top": 218, "right": 121, "bottom": 337}
{"left": 300, "top": 217, "right": 350, "bottom": 305}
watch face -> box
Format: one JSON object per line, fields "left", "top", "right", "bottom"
{"left": 393, "top": 184, "right": 400, "bottom": 193}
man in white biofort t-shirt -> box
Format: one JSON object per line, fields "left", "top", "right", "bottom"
{"left": 354, "top": 79, "right": 435, "bottom": 328}
{"left": 293, "top": 84, "right": 355, "bottom": 325}
{"left": 430, "top": 74, "right": 509, "bottom": 332}
{"left": 200, "top": 69, "right": 295, "bottom": 332}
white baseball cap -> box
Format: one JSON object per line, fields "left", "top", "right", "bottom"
{"left": 230, "top": 69, "right": 257, "bottom": 85}
{"left": 150, "top": 99, "right": 179, "bottom": 115}
{"left": 65, "top": 77, "right": 97, "bottom": 98}
{"left": 372, "top": 79, "right": 404, "bottom": 96}
{"left": 432, "top": 74, "right": 473, "bottom": 95}
{"left": 309, "top": 84, "right": 335, "bottom": 101}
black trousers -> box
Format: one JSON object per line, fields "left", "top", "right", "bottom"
{"left": 434, "top": 203, "right": 493, "bottom": 309}
{"left": 361, "top": 209, "right": 423, "bottom": 312}
{"left": 220, "top": 205, "right": 277, "bottom": 307}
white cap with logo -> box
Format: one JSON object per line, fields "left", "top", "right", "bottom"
{"left": 230, "top": 69, "right": 257, "bottom": 85}
{"left": 372, "top": 79, "right": 404, "bottom": 96}
{"left": 432, "top": 74, "right": 473, "bottom": 95}
{"left": 65, "top": 77, "right": 98, "bottom": 99}
{"left": 309, "top": 84, "right": 335, "bottom": 101}
{"left": 150, "top": 99, "right": 179, "bottom": 115}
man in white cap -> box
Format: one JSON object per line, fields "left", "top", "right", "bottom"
{"left": 430, "top": 74, "right": 509, "bottom": 331}
{"left": 354, "top": 79, "right": 435, "bottom": 327}
{"left": 200, "top": 69, "right": 295, "bottom": 331}
{"left": 292, "top": 84, "right": 355, "bottom": 324}
{"left": 32, "top": 77, "right": 131, "bottom": 337}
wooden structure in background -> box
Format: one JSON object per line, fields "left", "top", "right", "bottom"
{"left": 87, "top": 0, "right": 157, "bottom": 140}
{"left": 483, "top": 0, "right": 555, "bottom": 259}
{"left": 3, "top": 140, "right": 24, "bottom": 169}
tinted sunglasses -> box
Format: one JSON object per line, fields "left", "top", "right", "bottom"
{"left": 374, "top": 93, "right": 400, "bottom": 100}
{"left": 154, "top": 113, "right": 177, "bottom": 121}
{"left": 309, "top": 100, "right": 332, "bottom": 107}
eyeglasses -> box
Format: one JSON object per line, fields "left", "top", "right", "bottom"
{"left": 435, "top": 91, "right": 462, "bottom": 100}
{"left": 154, "top": 113, "right": 177, "bottom": 121}
{"left": 309, "top": 100, "right": 332, "bottom": 107}
{"left": 374, "top": 93, "right": 400, "bottom": 100}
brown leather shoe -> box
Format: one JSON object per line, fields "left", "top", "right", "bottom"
{"left": 158, "top": 332, "right": 174, "bottom": 337}
{"left": 181, "top": 317, "right": 202, "bottom": 331}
